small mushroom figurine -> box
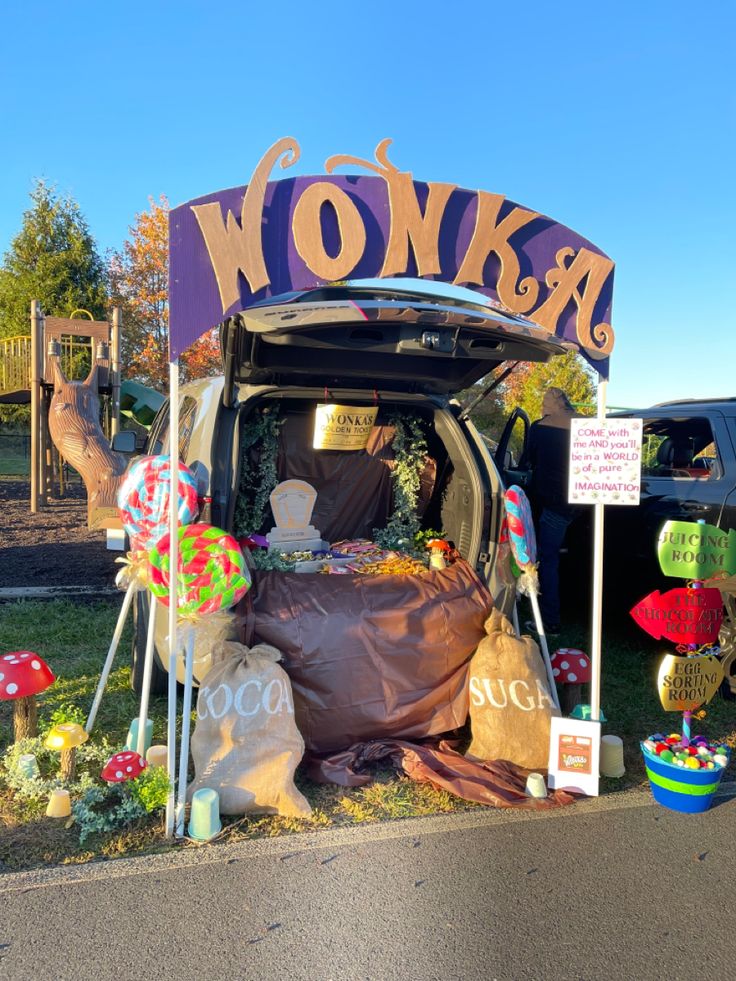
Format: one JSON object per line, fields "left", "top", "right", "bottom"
{"left": 0, "top": 651, "right": 55, "bottom": 741}
{"left": 550, "top": 648, "right": 592, "bottom": 714}
{"left": 101, "top": 750, "right": 147, "bottom": 784}
{"left": 426, "top": 538, "right": 451, "bottom": 570}
{"left": 44, "top": 723, "right": 89, "bottom": 783}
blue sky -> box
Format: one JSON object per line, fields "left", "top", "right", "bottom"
{"left": 1, "top": 1, "right": 734, "bottom": 408}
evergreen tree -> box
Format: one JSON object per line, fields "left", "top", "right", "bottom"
{"left": 0, "top": 181, "right": 108, "bottom": 339}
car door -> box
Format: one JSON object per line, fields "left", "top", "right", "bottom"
{"left": 605, "top": 409, "right": 736, "bottom": 588}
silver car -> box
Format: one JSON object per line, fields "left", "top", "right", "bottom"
{"left": 131, "top": 285, "right": 565, "bottom": 692}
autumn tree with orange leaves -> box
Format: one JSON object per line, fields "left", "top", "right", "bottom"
{"left": 109, "top": 196, "right": 220, "bottom": 391}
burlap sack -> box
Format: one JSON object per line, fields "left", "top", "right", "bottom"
{"left": 187, "top": 641, "right": 311, "bottom": 818}
{"left": 466, "top": 609, "right": 559, "bottom": 769}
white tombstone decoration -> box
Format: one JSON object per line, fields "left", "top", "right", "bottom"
{"left": 266, "top": 480, "right": 327, "bottom": 552}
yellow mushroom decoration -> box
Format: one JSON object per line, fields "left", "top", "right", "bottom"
{"left": 44, "top": 723, "right": 89, "bottom": 783}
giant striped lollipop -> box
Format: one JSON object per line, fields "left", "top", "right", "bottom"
{"left": 117, "top": 455, "right": 199, "bottom": 552}
{"left": 148, "top": 523, "right": 251, "bottom": 618}
{"left": 503, "top": 485, "right": 537, "bottom": 569}
{"left": 503, "top": 485, "right": 559, "bottom": 709}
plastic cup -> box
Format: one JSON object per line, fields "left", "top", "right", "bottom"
{"left": 18, "top": 753, "right": 40, "bottom": 779}
{"left": 146, "top": 744, "right": 168, "bottom": 768}
{"left": 125, "top": 718, "right": 153, "bottom": 755}
{"left": 525, "top": 772, "right": 548, "bottom": 798}
{"left": 188, "top": 788, "right": 222, "bottom": 842}
{"left": 46, "top": 788, "right": 71, "bottom": 818}
{"left": 600, "top": 735, "right": 626, "bottom": 778}
{"left": 570, "top": 704, "right": 607, "bottom": 723}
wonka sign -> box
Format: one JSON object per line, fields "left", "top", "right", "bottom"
{"left": 169, "top": 138, "right": 615, "bottom": 368}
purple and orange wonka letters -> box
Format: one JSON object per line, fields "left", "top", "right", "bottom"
{"left": 170, "top": 139, "right": 615, "bottom": 368}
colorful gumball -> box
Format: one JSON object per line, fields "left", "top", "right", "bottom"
{"left": 117, "top": 455, "right": 199, "bottom": 550}
{"left": 503, "top": 485, "right": 537, "bottom": 568}
{"left": 148, "top": 523, "right": 251, "bottom": 617}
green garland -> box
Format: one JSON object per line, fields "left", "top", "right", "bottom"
{"left": 374, "top": 413, "right": 429, "bottom": 554}
{"left": 233, "top": 409, "right": 283, "bottom": 538}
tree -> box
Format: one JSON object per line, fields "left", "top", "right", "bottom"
{"left": 0, "top": 181, "right": 108, "bottom": 340}
{"left": 502, "top": 349, "right": 597, "bottom": 422}
{"left": 108, "top": 196, "right": 221, "bottom": 391}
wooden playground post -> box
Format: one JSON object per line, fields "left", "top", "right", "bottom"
{"left": 29, "top": 300, "right": 42, "bottom": 512}
{"left": 42, "top": 384, "right": 53, "bottom": 500}
{"left": 111, "top": 307, "right": 122, "bottom": 438}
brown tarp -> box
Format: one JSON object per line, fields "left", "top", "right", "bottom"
{"left": 306, "top": 739, "right": 575, "bottom": 810}
{"left": 242, "top": 560, "right": 493, "bottom": 754}
{"left": 275, "top": 414, "right": 437, "bottom": 542}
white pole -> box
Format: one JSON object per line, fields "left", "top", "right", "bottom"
{"left": 589, "top": 376, "right": 608, "bottom": 723}
{"left": 135, "top": 599, "right": 157, "bottom": 757}
{"left": 528, "top": 588, "right": 560, "bottom": 711}
{"left": 176, "top": 629, "right": 196, "bottom": 837}
{"left": 166, "top": 360, "right": 180, "bottom": 839}
{"left": 86, "top": 582, "right": 136, "bottom": 733}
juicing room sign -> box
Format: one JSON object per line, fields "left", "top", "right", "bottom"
{"left": 169, "top": 138, "right": 615, "bottom": 367}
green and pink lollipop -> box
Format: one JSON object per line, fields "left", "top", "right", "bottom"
{"left": 147, "top": 522, "right": 251, "bottom": 834}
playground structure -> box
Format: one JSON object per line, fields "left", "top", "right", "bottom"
{"left": 1, "top": 303, "right": 124, "bottom": 528}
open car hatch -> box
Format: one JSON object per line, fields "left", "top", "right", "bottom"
{"left": 225, "top": 286, "right": 567, "bottom": 395}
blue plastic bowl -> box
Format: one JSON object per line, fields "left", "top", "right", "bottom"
{"left": 641, "top": 743, "right": 728, "bottom": 814}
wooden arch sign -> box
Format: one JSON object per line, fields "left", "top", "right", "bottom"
{"left": 169, "top": 137, "right": 614, "bottom": 371}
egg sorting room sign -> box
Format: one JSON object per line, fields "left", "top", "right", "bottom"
{"left": 568, "top": 418, "right": 643, "bottom": 505}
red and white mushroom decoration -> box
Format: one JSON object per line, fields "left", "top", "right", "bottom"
{"left": 550, "top": 649, "right": 591, "bottom": 685}
{"left": 426, "top": 539, "right": 451, "bottom": 570}
{"left": 101, "top": 751, "right": 148, "bottom": 783}
{"left": 0, "top": 651, "right": 55, "bottom": 741}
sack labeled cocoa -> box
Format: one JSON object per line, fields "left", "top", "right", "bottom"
{"left": 466, "top": 609, "right": 559, "bottom": 769}
{"left": 188, "top": 641, "right": 311, "bottom": 818}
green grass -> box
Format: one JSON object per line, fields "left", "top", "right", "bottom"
{"left": 1, "top": 599, "right": 733, "bottom": 873}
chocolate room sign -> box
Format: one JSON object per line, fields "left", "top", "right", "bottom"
{"left": 169, "top": 138, "right": 615, "bottom": 369}
{"left": 629, "top": 587, "right": 724, "bottom": 645}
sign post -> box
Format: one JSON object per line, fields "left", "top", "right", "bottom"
{"left": 568, "top": 402, "right": 643, "bottom": 726}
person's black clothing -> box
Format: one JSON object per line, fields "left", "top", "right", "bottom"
{"left": 526, "top": 388, "right": 576, "bottom": 512}
{"left": 525, "top": 388, "right": 578, "bottom": 629}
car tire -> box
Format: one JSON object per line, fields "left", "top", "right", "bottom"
{"left": 130, "top": 593, "right": 169, "bottom": 696}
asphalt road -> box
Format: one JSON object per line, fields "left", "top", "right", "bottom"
{"left": 2, "top": 789, "right": 735, "bottom": 981}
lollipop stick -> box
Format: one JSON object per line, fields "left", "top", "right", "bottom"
{"left": 86, "top": 582, "right": 136, "bottom": 733}
{"left": 135, "top": 599, "right": 158, "bottom": 757}
{"left": 176, "top": 628, "right": 196, "bottom": 837}
{"left": 528, "top": 587, "right": 561, "bottom": 710}
{"left": 165, "top": 633, "right": 178, "bottom": 838}
{"left": 511, "top": 600, "right": 521, "bottom": 638}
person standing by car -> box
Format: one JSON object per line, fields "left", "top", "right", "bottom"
{"left": 524, "top": 387, "right": 579, "bottom": 637}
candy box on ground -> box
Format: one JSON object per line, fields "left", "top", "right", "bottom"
{"left": 641, "top": 735, "right": 730, "bottom": 814}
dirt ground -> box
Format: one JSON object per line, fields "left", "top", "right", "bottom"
{"left": 0, "top": 478, "right": 117, "bottom": 588}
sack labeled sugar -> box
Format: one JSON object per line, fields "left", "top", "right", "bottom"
{"left": 188, "top": 641, "right": 311, "bottom": 818}
{"left": 466, "top": 609, "right": 559, "bottom": 770}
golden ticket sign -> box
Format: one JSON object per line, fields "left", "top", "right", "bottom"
{"left": 657, "top": 653, "right": 723, "bottom": 711}
{"left": 169, "top": 139, "right": 615, "bottom": 369}
{"left": 313, "top": 404, "right": 378, "bottom": 450}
